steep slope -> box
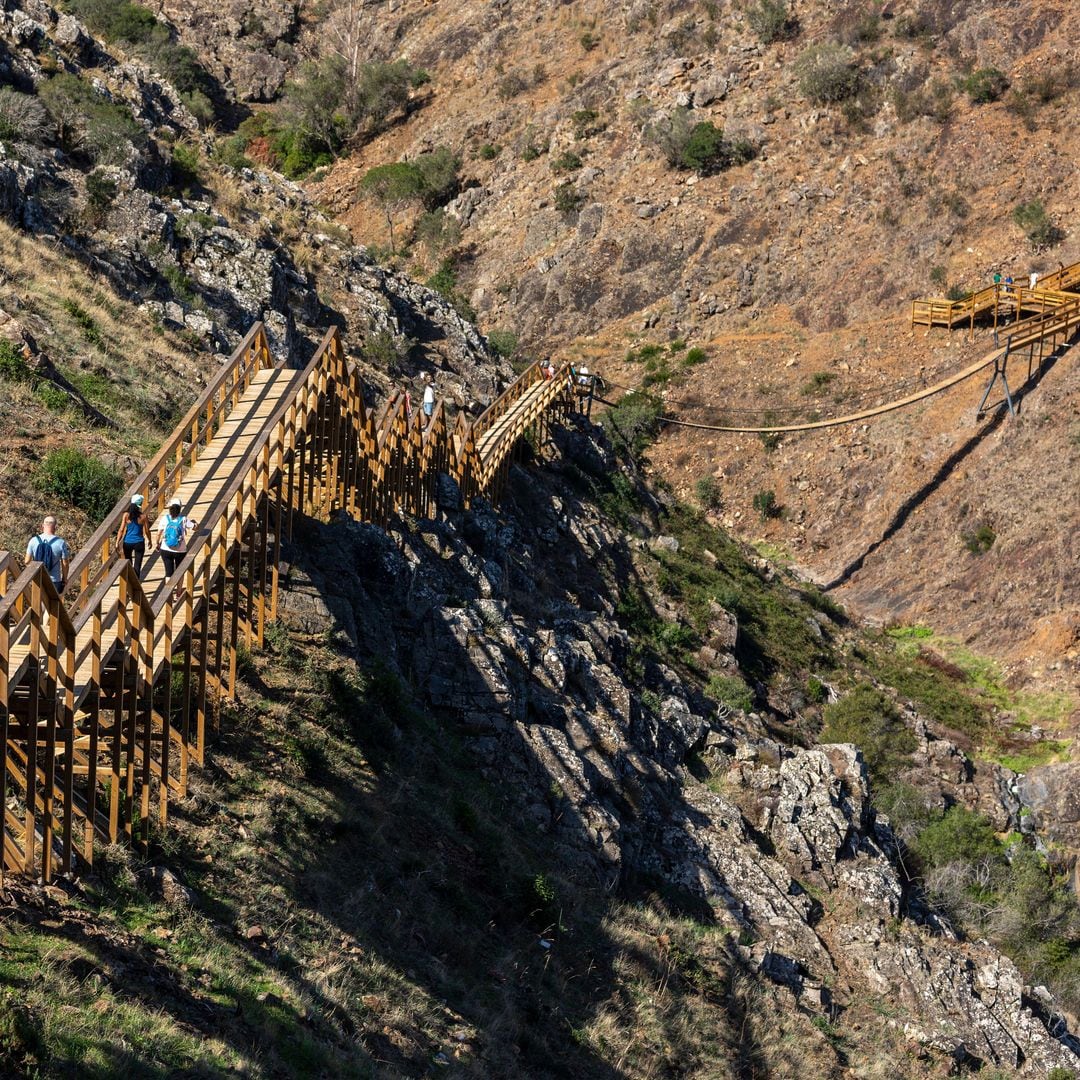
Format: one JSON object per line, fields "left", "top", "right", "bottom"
{"left": 252, "top": 0, "right": 1080, "bottom": 662}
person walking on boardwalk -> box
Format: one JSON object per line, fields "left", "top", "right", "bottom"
{"left": 26, "top": 514, "right": 70, "bottom": 595}
{"left": 152, "top": 497, "right": 196, "bottom": 598}
{"left": 421, "top": 372, "right": 436, "bottom": 426}
{"left": 1030, "top": 271, "right": 1039, "bottom": 290}
{"left": 115, "top": 493, "right": 150, "bottom": 579}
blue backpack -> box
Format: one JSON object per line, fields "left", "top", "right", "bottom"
{"left": 33, "top": 535, "right": 56, "bottom": 574}
{"left": 164, "top": 515, "right": 185, "bottom": 548}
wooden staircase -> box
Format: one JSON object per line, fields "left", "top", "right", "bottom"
{"left": 0, "top": 325, "right": 579, "bottom": 882}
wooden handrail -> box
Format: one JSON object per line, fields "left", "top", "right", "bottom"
{"left": 0, "top": 322, "right": 581, "bottom": 883}
{"left": 66, "top": 324, "right": 274, "bottom": 612}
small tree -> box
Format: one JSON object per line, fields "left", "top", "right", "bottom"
{"left": 752, "top": 489, "right": 778, "bottom": 520}
{"left": 795, "top": 43, "right": 861, "bottom": 105}
{"left": 747, "top": 0, "right": 796, "bottom": 44}
{"left": 961, "top": 67, "right": 1009, "bottom": 104}
{"left": 1013, "top": 199, "right": 1060, "bottom": 249}
{"left": 414, "top": 145, "right": 460, "bottom": 210}
{"left": 359, "top": 162, "right": 424, "bottom": 253}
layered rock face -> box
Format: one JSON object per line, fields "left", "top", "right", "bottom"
{"left": 279, "top": 423, "right": 1080, "bottom": 1076}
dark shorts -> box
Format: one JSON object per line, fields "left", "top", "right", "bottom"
{"left": 161, "top": 550, "right": 183, "bottom": 577}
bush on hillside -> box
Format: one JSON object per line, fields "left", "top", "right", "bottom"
{"left": 602, "top": 391, "right": 662, "bottom": 461}
{"left": 1013, "top": 199, "right": 1061, "bottom": 249}
{"left": 752, "top": 489, "right": 778, "bottom": 520}
{"left": 695, "top": 475, "right": 723, "bottom": 510}
{"left": 413, "top": 208, "right": 461, "bottom": 254}
{"left": 795, "top": 43, "right": 861, "bottom": 104}
{"left": 746, "top": 0, "right": 796, "bottom": 43}
{"left": 818, "top": 684, "right": 916, "bottom": 784}
{"left": 486, "top": 330, "right": 518, "bottom": 359}
{"left": 0, "top": 86, "right": 51, "bottom": 146}
{"left": 646, "top": 109, "right": 755, "bottom": 175}
{"left": 35, "top": 447, "right": 124, "bottom": 522}
{"left": 38, "top": 74, "right": 144, "bottom": 166}
{"left": 960, "top": 67, "right": 1009, "bottom": 104}
{"left": 66, "top": 0, "right": 219, "bottom": 122}
{"left": 413, "top": 146, "right": 461, "bottom": 210}
{"left": 553, "top": 180, "right": 584, "bottom": 215}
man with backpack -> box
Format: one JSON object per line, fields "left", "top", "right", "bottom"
{"left": 152, "top": 497, "right": 196, "bottom": 598}
{"left": 25, "top": 515, "right": 70, "bottom": 594}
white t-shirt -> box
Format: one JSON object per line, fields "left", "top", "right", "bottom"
{"left": 154, "top": 512, "right": 192, "bottom": 552}
{"left": 423, "top": 384, "right": 436, "bottom": 407}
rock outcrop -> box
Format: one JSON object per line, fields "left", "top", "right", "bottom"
{"left": 277, "top": 421, "right": 1080, "bottom": 1076}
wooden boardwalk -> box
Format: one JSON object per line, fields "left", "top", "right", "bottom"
{"left": 0, "top": 326, "right": 577, "bottom": 881}
{"left": 911, "top": 259, "right": 1080, "bottom": 334}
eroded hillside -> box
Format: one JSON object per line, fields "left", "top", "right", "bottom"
{"left": 182, "top": 0, "right": 1080, "bottom": 667}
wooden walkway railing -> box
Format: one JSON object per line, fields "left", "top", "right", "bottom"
{"left": 0, "top": 326, "right": 576, "bottom": 882}
{"left": 912, "top": 259, "right": 1080, "bottom": 334}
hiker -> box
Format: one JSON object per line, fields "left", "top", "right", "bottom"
{"left": 403, "top": 385, "right": 414, "bottom": 425}
{"left": 993, "top": 271, "right": 1001, "bottom": 288}
{"left": 25, "top": 515, "right": 70, "bottom": 595}
{"left": 1030, "top": 271, "right": 1039, "bottom": 290}
{"left": 152, "top": 497, "right": 196, "bottom": 593}
{"left": 115, "top": 494, "right": 150, "bottom": 579}
{"left": 542, "top": 359, "right": 555, "bottom": 380}
{"left": 577, "top": 364, "right": 591, "bottom": 387}
{"left": 1004, "top": 274, "right": 1014, "bottom": 295}
{"left": 421, "top": 372, "right": 436, "bottom": 425}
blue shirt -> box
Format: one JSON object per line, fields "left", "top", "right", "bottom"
{"left": 26, "top": 534, "right": 70, "bottom": 585}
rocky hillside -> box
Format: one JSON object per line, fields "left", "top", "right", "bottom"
{"left": 176, "top": 0, "right": 1080, "bottom": 669}
{"left": 6, "top": 406, "right": 1080, "bottom": 1077}
{"left": 0, "top": 0, "right": 512, "bottom": 554}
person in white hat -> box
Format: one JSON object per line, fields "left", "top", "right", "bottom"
{"left": 115, "top": 493, "right": 151, "bottom": 579}
{"left": 152, "top": 497, "right": 196, "bottom": 589}
{"left": 421, "top": 372, "right": 436, "bottom": 426}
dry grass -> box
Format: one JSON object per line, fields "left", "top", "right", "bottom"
{"left": 0, "top": 220, "right": 215, "bottom": 554}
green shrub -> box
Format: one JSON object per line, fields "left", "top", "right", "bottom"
{"left": 35, "top": 382, "right": 70, "bottom": 411}
{"left": 553, "top": 180, "right": 584, "bottom": 215}
{"left": 961, "top": 523, "right": 996, "bottom": 555}
{"left": 682, "top": 346, "right": 707, "bottom": 367}
{"left": 747, "top": 0, "right": 795, "bottom": 43}
{"left": 647, "top": 110, "right": 755, "bottom": 175}
{"left": 801, "top": 371, "right": 835, "bottom": 395}
{"left": 551, "top": 150, "right": 583, "bottom": 173}
{"left": 946, "top": 284, "right": 969, "bottom": 302}
{"left": 929, "top": 265, "right": 948, "bottom": 287}
{"left": 571, "top": 108, "right": 604, "bottom": 138}
{"left": 425, "top": 259, "right": 475, "bottom": 321}
{"left": 579, "top": 30, "right": 600, "bottom": 52}
{"left": 795, "top": 42, "right": 861, "bottom": 105}
{"left": 695, "top": 475, "right": 722, "bottom": 510}
{"left": 706, "top": 673, "right": 754, "bottom": 713}
{"left": 0, "top": 86, "right": 51, "bottom": 145}
{"left": 38, "top": 73, "right": 144, "bottom": 165}
{"left": 1013, "top": 199, "right": 1060, "bottom": 249}
{"left": 67, "top": 0, "right": 219, "bottom": 119}
{"left": 681, "top": 121, "right": 730, "bottom": 174}
{"left": 960, "top": 67, "right": 1009, "bottom": 104}
{"left": 170, "top": 142, "right": 201, "bottom": 195}
{"left": 36, "top": 447, "right": 124, "bottom": 521}
{"left": 0, "top": 339, "right": 31, "bottom": 382}
{"left": 486, "top": 330, "right": 518, "bottom": 359}
{"left": 414, "top": 208, "right": 461, "bottom": 254}
{"left": 913, "top": 805, "right": 1001, "bottom": 871}
{"left": 62, "top": 299, "right": 104, "bottom": 348}
{"left": 602, "top": 391, "right": 662, "bottom": 460}
{"left": 806, "top": 675, "right": 827, "bottom": 704}
{"left": 752, "top": 489, "right": 778, "bottom": 520}
{"left": 85, "top": 168, "right": 117, "bottom": 221}
{"left": 477, "top": 142, "right": 500, "bottom": 160}
{"left": 819, "top": 684, "right": 915, "bottom": 784}
{"left": 414, "top": 145, "right": 461, "bottom": 210}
